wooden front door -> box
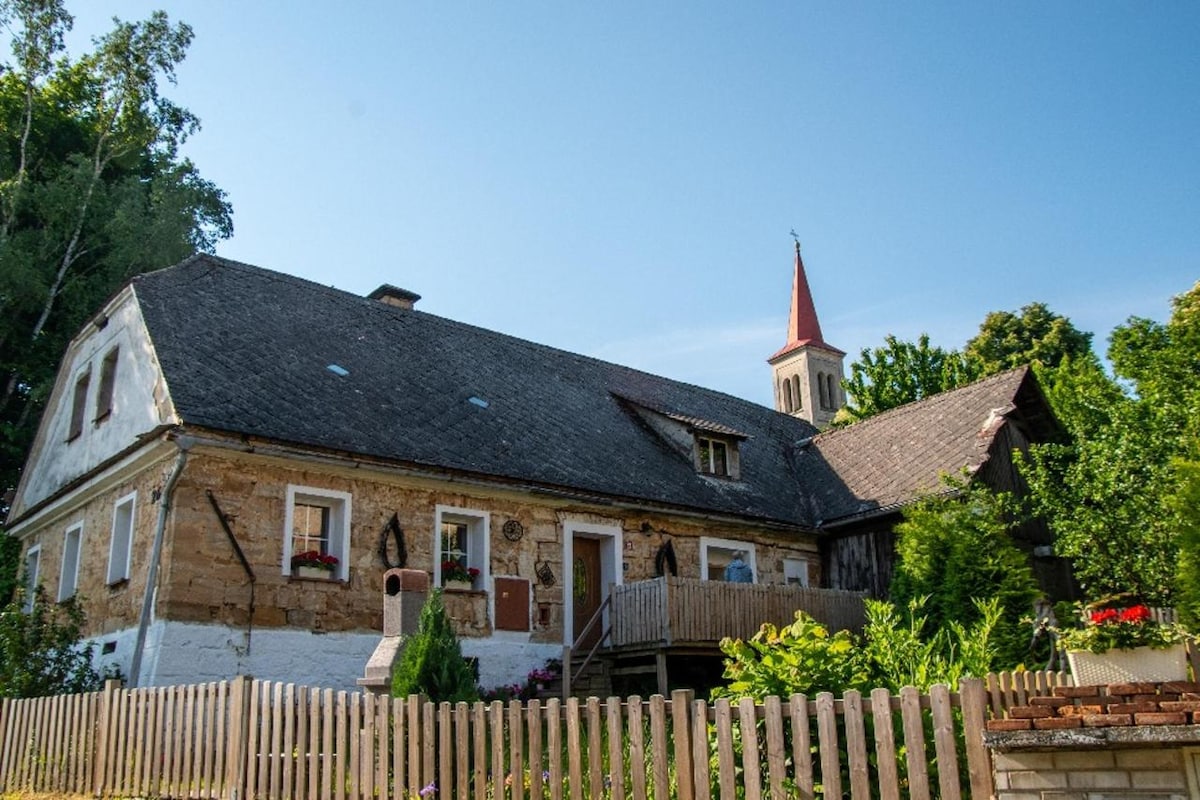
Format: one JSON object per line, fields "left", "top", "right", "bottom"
{"left": 572, "top": 537, "right": 603, "bottom": 649}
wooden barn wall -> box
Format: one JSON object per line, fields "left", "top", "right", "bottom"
{"left": 820, "top": 521, "right": 898, "bottom": 598}
{"left": 820, "top": 421, "right": 1077, "bottom": 602}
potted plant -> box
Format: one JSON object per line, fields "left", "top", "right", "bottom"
{"left": 1058, "top": 599, "right": 1190, "bottom": 684}
{"left": 291, "top": 550, "right": 339, "bottom": 580}
{"left": 442, "top": 560, "right": 480, "bottom": 591}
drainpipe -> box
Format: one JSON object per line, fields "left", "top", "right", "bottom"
{"left": 129, "top": 436, "right": 192, "bottom": 687}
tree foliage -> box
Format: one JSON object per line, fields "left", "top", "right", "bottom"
{"left": 840, "top": 302, "right": 1092, "bottom": 425}
{"left": 0, "top": 1, "right": 231, "bottom": 588}
{"left": 0, "top": 583, "right": 107, "bottom": 697}
{"left": 964, "top": 302, "right": 1094, "bottom": 375}
{"left": 889, "top": 481, "right": 1040, "bottom": 669}
{"left": 1019, "top": 283, "right": 1200, "bottom": 604}
{"left": 1171, "top": 457, "right": 1200, "bottom": 630}
{"left": 838, "top": 334, "right": 978, "bottom": 423}
{"left": 391, "top": 590, "right": 479, "bottom": 703}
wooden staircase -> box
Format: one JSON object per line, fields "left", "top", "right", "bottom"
{"left": 539, "top": 654, "right": 611, "bottom": 699}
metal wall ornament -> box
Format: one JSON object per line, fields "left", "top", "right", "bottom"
{"left": 535, "top": 561, "right": 556, "bottom": 587}
{"left": 502, "top": 519, "right": 524, "bottom": 542}
{"left": 654, "top": 540, "right": 678, "bottom": 577}
{"left": 378, "top": 513, "right": 407, "bottom": 569}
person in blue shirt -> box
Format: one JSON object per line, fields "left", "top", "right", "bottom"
{"left": 724, "top": 551, "right": 753, "bottom": 583}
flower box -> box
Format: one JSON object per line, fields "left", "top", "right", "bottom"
{"left": 295, "top": 565, "right": 335, "bottom": 580}
{"left": 1067, "top": 644, "right": 1188, "bottom": 685}
{"left": 444, "top": 579, "right": 474, "bottom": 592}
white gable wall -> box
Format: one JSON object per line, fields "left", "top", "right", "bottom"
{"left": 9, "top": 287, "right": 177, "bottom": 522}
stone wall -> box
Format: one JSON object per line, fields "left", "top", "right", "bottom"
{"left": 150, "top": 446, "right": 820, "bottom": 646}
{"left": 14, "top": 447, "right": 179, "bottom": 633}
{"left": 18, "top": 440, "right": 821, "bottom": 688}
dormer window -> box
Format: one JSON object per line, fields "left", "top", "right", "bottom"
{"left": 696, "top": 434, "right": 741, "bottom": 479}
{"left": 698, "top": 436, "right": 729, "bottom": 476}
{"left": 611, "top": 393, "right": 747, "bottom": 481}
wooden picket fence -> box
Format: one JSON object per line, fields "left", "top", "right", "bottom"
{"left": 0, "top": 670, "right": 1072, "bottom": 799}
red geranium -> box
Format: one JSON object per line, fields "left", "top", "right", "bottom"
{"left": 442, "top": 560, "right": 480, "bottom": 583}
{"left": 1060, "top": 600, "right": 1185, "bottom": 654}
{"left": 1118, "top": 605, "right": 1152, "bottom": 623}
{"left": 292, "top": 550, "right": 339, "bottom": 571}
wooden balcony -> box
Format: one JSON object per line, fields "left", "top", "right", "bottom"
{"left": 609, "top": 576, "right": 867, "bottom": 650}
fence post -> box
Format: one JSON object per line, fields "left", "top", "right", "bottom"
{"left": 92, "top": 677, "right": 121, "bottom": 796}
{"left": 223, "top": 675, "right": 253, "bottom": 800}
{"left": 670, "top": 689, "right": 695, "bottom": 800}
{"left": 0, "top": 696, "right": 10, "bottom": 792}
{"left": 959, "top": 678, "right": 995, "bottom": 800}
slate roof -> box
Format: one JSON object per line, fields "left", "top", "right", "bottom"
{"left": 806, "top": 366, "right": 1050, "bottom": 523}
{"left": 133, "top": 255, "right": 826, "bottom": 527}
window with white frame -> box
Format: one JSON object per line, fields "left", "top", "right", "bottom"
{"left": 22, "top": 546, "right": 41, "bottom": 612}
{"left": 696, "top": 434, "right": 740, "bottom": 479}
{"left": 783, "top": 557, "right": 810, "bottom": 588}
{"left": 434, "top": 506, "right": 488, "bottom": 588}
{"left": 700, "top": 536, "right": 757, "bottom": 583}
{"left": 283, "top": 486, "right": 352, "bottom": 581}
{"left": 107, "top": 491, "right": 136, "bottom": 585}
{"left": 59, "top": 523, "right": 83, "bottom": 602}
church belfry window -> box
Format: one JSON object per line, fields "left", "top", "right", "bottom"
{"left": 792, "top": 375, "right": 802, "bottom": 409}
{"left": 783, "top": 380, "right": 794, "bottom": 413}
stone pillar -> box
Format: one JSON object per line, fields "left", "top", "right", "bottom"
{"left": 358, "top": 568, "right": 429, "bottom": 693}
{"left": 383, "top": 568, "right": 428, "bottom": 637}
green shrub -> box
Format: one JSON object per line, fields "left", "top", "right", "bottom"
{"left": 714, "top": 595, "right": 998, "bottom": 700}
{"left": 890, "top": 480, "right": 1039, "bottom": 669}
{"left": 391, "top": 589, "right": 478, "bottom": 703}
{"left": 713, "top": 611, "right": 869, "bottom": 700}
{"left": 0, "top": 585, "right": 108, "bottom": 697}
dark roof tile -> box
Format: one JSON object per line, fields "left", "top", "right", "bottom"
{"left": 133, "top": 255, "right": 823, "bottom": 526}
{"left": 809, "top": 367, "right": 1038, "bottom": 521}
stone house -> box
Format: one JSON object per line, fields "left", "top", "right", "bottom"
{"left": 3, "top": 247, "right": 1065, "bottom": 692}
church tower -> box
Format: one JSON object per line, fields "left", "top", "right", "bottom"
{"left": 768, "top": 242, "right": 846, "bottom": 428}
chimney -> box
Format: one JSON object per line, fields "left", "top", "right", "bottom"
{"left": 368, "top": 284, "right": 421, "bottom": 310}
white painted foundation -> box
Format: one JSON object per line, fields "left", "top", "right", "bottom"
{"left": 92, "top": 621, "right": 559, "bottom": 693}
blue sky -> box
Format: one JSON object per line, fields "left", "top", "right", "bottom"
{"left": 64, "top": 3, "right": 1199, "bottom": 407}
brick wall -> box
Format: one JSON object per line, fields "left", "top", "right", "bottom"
{"left": 986, "top": 681, "right": 1200, "bottom": 800}
{"left": 993, "top": 748, "right": 1190, "bottom": 799}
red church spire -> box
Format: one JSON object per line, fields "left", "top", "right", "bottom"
{"left": 769, "top": 241, "right": 844, "bottom": 361}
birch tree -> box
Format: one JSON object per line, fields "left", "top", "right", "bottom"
{"left": 0, "top": 2, "right": 231, "bottom": 536}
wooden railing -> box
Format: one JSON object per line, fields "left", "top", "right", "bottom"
{"left": 562, "top": 594, "right": 613, "bottom": 698}
{"left": 610, "top": 576, "right": 868, "bottom": 648}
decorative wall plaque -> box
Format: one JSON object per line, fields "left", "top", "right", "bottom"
{"left": 502, "top": 519, "right": 524, "bottom": 542}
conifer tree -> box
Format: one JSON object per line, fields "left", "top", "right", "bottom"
{"left": 391, "top": 590, "right": 478, "bottom": 703}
